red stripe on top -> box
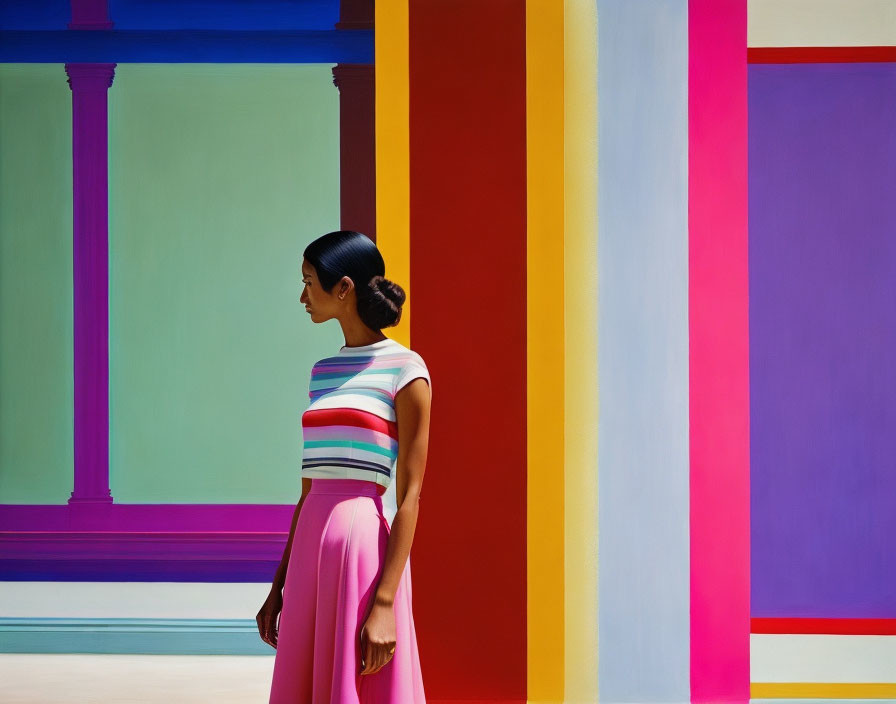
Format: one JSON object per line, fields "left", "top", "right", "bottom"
{"left": 748, "top": 47, "right": 896, "bottom": 64}
{"left": 302, "top": 407, "right": 399, "bottom": 440}
{"left": 751, "top": 618, "right": 896, "bottom": 635}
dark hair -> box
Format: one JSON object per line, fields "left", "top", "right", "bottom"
{"left": 303, "top": 230, "right": 406, "bottom": 330}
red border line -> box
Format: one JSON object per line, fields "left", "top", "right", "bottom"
{"left": 752, "top": 618, "right": 896, "bottom": 635}
{"left": 749, "top": 46, "right": 896, "bottom": 64}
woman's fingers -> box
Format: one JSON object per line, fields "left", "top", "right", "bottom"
{"left": 359, "top": 624, "right": 397, "bottom": 675}
{"left": 359, "top": 625, "right": 368, "bottom": 674}
{"left": 362, "top": 631, "right": 375, "bottom": 675}
{"left": 364, "top": 642, "right": 395, "bottom": 674}
{"left": 256, "top": 614, "right": 267, "bottom": 646}
{"left": 256, "top": 608, "right": 279, "bottom": 649}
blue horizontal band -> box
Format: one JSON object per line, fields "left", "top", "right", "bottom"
{"left": 0, "top": 30, "right": 373, "bottom": 63}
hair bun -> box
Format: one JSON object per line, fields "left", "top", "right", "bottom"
{"left": 369, "top": 276, "right": 398, "bottom": 301}
{"left": 357, "top": 275, "right": 406, "bottom": 329}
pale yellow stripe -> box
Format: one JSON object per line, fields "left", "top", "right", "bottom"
{"left": 564, "top": 0, "right": 599, "bottom": 702}
{"left": 752, "top": 682, "right": 896, "bottom": 699}
{"left": 375, "top": 1, "right": 411, "bottom": 347}
{"left": 527, "top": 0, "right": 566, "bottom": 701}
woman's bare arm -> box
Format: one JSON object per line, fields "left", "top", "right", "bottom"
{"left": 270, "top": 477, "right": 312, "bottom": 594}
{"left": 373, "top": 378, "right": 432, "bottom": 605}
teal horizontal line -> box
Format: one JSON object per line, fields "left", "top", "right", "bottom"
{"left": 0, "top": 618, "right": 271, "bottom": 655}
{"left": 1, "top": 617, "right": 254, "bottom": 631}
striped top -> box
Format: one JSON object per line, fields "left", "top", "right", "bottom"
{"left": 300, "top": 337, "right": 432, "bottom": 489}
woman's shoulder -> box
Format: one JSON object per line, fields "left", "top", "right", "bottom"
{"left": 389, "top": 343, "right": 431, "bottom": 396}
{"left": 384, "top": 340, "right": 428, "bottom": 366}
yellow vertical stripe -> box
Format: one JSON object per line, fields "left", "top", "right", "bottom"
{"left": 564, "top": 0, "right": 600, "bottom": 701}
{"left": 383, "top": 2, "right": 600, "bottom": 698}
{"left": 527, "top": 0, "right": 566, "bottom": 701}
{"left": 374, "top": 1, "right": 411, "bottom": 347}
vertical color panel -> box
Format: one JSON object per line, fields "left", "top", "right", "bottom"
{"left": 408, "top": 0, "right": 528, "bottom": 698}
{"left": 0, "top": 64, "right": 73, "bottom": 504}
{"left": 373, "top": 0, "right": 410, "bottom": 347}
{"left": 527, "top": 0, "right": 566, "bottom": 700}
{"left": 108, "top": 64, "right": 340, "bottom": 504}
{"left": 596, "top": 1, "right": 690, "bottom": 701}
{"left": 564, "top": 0, "right": 599, "bottom": 701}
{"left": 749, "top": 63, "right": 896, "bottom": 618}
{"left": 689, "top": 0, "right": 751, "bottom": 700}
{"left": 373, "top": 0, "right": 411, "bottom": 528}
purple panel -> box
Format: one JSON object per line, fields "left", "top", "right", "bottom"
{"left": 749, "top": 63, "right": 896, "bottom": 617}
{"left": 0, "top": 504, "right": 297, "bottom": 581}
{"left": 0, "top": 558, "right": 280, "bottom": 582}
{"left": 0, "top": 504, "right": 296, "bottom": 532}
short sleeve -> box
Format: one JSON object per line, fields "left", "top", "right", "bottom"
{"left": 393, "top": 353, "right": 432, "bottom": 398}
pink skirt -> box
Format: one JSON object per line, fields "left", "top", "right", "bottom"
{"left": 268, "top": 478, "right": 426, "bottom": 703}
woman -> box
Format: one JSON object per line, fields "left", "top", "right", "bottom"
{"left": 260, "top": 230, "right": 431, "bottom": 703}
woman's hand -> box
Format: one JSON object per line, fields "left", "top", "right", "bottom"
{"left": 257, "top": 588, "right": 283, "bottom": 649}
{"left": 359, "top": 602, "right": 396, "bottom": 675}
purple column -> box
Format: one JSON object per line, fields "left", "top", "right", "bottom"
{"left": 65, "top": 63, "right": 115, "bottom": 511}
{"left": 333, "top": 0, "right": 375, "bottom": 239}
{"left": 332, "top": 64, "right": 375, "bottom": 239}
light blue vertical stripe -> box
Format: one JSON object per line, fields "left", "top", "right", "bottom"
{"left": 597, "top": 1, "right": 690, "bottom": 701}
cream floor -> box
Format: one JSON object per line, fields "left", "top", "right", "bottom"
{"left": 0, "top": 654, "right": 275, "bottom": 704}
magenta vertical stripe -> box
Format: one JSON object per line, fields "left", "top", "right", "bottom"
{"left": 66, "top": 63, "right": 116, "bottom": 511}
{"left": 688, "top": 0, "right": 750, "bottom": 700}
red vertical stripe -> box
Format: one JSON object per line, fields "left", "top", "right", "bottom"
{"left": 409, "top": 0, "right": 528, "bottom": 699}
{"left": 689, "top": 0, "right": 751, "bottom": 700}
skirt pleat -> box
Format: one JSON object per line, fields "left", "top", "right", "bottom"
{"left": 269, "top": 479, "right": 426, "bottom": 703}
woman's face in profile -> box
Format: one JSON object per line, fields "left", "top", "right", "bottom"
{"left": 301, "top": 259, "right": 349, "bottom": 323}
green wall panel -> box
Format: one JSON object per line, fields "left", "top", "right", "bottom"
{"left": 109, "top": 64, "right": 342, "bottom": 504}
{"left": 0, "top": 64, "right": 74, "bottom": 505}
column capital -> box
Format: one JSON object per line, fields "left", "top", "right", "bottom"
{"left": 332, "top": 63, "right": 374, "bottom": 91}
{"left": 335, "top": 0, "right": 373, "bottom": 30}
{"left": 67, "top": 0, "right": 113, "bottom": 30}
{"left": 65, "top": 63, "right": 116, "bottom": 91}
